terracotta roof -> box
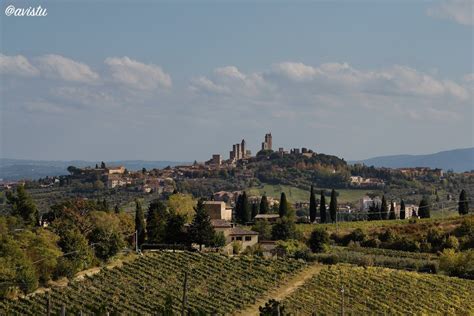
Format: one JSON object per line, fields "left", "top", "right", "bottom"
{"left": 211, "top": 219, "right": 232, "bottom": 228}
{"left": 228, "top": 227, "right": 258, "bottom": 236}
{"left": 254, "top": 214, "right": 280, "bottom": 219}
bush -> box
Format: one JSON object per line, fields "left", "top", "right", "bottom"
{"left": 275, "top": 239, "right": 310, "bottom": 260}
{"left": 379, "top": 229, "right": 397, "bottom": 243}
{"left": 439, "top": 249, "right": 474, "bottom": 279}
{"left": 232, "top": 241, "right": 242, "bottom": 254}
{"left": 442, "top": 235, "right": 459, "bottom": 250}
{"left": 308, "top": 228, "right": 330, "bottom": 253}
{"left": 361, "top": 238, "right": 381, "bottom": 248}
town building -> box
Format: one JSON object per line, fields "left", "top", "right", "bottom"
{"left": 203, "top": 201, "right": 232, "bottom": 221}
{"left": 261, "top": 133, "right": 272, "bottom": 151}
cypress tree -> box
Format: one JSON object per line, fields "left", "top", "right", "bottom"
{"left": 458, "top": 189, "right": 469, "bottom": 215}
{"left": 189, "top": 199, "right": 215, "bottom": 250}
{"left": 135, "top": 200, "right": 146, "bottom": 247}
{"left": 259, "top": 195, "right": 269, "bottom": 214}
{"left": 380, "top": 195, "right": 389, "bottom": 220}
{"left": 320, "top": 191, "right": 327, "bottom": 223}
{"left": 279, "top": 192, "right": 289, "bottom": 218}
{"left": 418, "top": 197, "right": 431, "bottom": 218}
{"left": 329, "top": 189, "right": 337, "bottom": 223}
{"left": 251, "top": 202, "right": 259, "bottom": 219}
{"left": 389, "top": 201, "right": 396, "bottom": 220}
{"left": 114, "top": 204, "right": 120, "bottom": 214}
{"left": 241, "top": 191, "right": 251, "bottom": 223}
{"left": 234, "top": 194, "right": 242, "bottom": 223}
{"left": 6, "top": 185, "right": 38, "bottom": 225}
{"left": 400, "top": 199, "right": 406, "bottom": 220}
{"left": 309, "top": 185, "right": 317, "bottom": 223}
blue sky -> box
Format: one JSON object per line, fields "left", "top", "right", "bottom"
{"left": 1, "top": 0, "right": 473, "bottom": 162}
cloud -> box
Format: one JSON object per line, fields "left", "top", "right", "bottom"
{"left": 0, "top": 54, "right": 39, "bottom": 77}
{"left": 35, "top": 54, "right": 99, "bottom": 83}
{"left": 427, "top": 0, "right": 474, "bottom": 26}
{"left": 105, "top": 56, "right": 172, "bottom": 90}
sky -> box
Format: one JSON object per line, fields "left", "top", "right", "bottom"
{"left": 0, "top": 0, "right": 473, "bottom": 162}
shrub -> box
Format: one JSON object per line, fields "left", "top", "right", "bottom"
{"left": 231, "top": 241, "right": 242, "bottom": 254}
{"left": 308, "top": 228, "right": 330, "bottom": 253}
{"left": 275, "top": 239, "right": 310, "bottom": 260}
{"left": 442, "top": 236, "right": 459, "bottom": 251}
{"left": 361, "top": 238, "right": 381, "bottom": 248}
{"left": 439, "top": 249, "right": 474, "bottom": 279}
{"left": 379, "top": 229, "right": 397, "bottom": 243}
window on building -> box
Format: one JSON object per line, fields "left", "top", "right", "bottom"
{"left": 236, "top": 236, "right": 242, "bottom": 241}
{"left": 245, "top": 236, "right": 252, "bottom": 241}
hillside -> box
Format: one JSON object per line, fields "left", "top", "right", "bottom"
{"left": 352, "top": 148, "right": 474, "bottom": 172}
{"left": 0, "top": 159, "right": 188, "bottom": 180}
{"left": 284, "top": 264, "right": 474, "bottom": 315}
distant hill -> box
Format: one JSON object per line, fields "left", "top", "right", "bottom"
{"left": 351, "top": 148, "right": 474, "bottom": 172}
{"left": 0, "top": 159, "right": 189, "bottom": 181}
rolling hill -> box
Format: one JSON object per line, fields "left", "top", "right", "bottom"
{"left": 351, "top": 148, "right": 474, "bottom": 172}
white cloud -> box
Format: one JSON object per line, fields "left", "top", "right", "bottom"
{"left": 427, "top": 0, "right": 474, "bottom": 26}
{"left": 105, "top": 56, "right": 172, "bottom": 90}
{"left": 0, "top": 54, "right": 39, "bottom": 77}
{"left": 36, "top": 54, "right": 99, "bottom": 83}
{"left": 272, "top": 62, "right": 319, "bottom": 81}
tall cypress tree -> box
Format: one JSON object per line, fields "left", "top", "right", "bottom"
{"left": 251, "top": 202, "right": 259, "bottom": 219}
{"left": 134, "top": 200, "right": 146, "bottom": 247}
{"left": 380, "top": 195, "right": 389, "bottom": 220}
{"left": 459, "top": 189, "right": 469, "bottom": 215}
{"left": 234, "top": 194, "right": 242, "bottom": 223}
{"left": 241, "top": 191, "right": 251, "bottom": 224}
{"left": 418, "top": 197, "right": 431, "bottom": 218}
{"left": 329, "top": 189, "right": 337, "bottom": 223}
{"left": 309, "top": 185, "right": 317, "bottom": 223}
{"left": 279, "top": 192, "right": 289, "bottom": 218}
{"left": 320, "top": 191, "right": 327, "bottom": 223}
{"left": 259, "top": 195, "right": 269, "bottom": 214}
{"left": 189, "top": 199, "right": 215, "bottom": 250}
{"left": 400, "top": 199, "right": 406, "bottom": 220}
{"left": 389, "top": 201, "right": 396, "bottom": 220}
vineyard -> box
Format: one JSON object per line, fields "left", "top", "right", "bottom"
{"left": 284, "top": 264, "right": 474, "bottom": 315}
{"left": 0, "top": 251, "right": 306, "bottom": 315}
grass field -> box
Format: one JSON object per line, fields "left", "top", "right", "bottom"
{"left": 0, "top": 252, "right": 306, "bottom": 315}
{"left": 284, "top": 264, "right": 474, "bottom": 315}
{"left": 247, "top": 184, "right": 375, "bottom": 204}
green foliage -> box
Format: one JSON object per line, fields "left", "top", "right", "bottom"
{"left": 164, "top": 212, "right": 187, "bottom": 244}
{"left": 459, "top": 189, "right": 469, "bottom": 215}
{"left": 134, "top": 200, "right": 146, "bottom": 246}
{"left": 275, "top": 239, "right": 310, "bottom": 260}
{"left": 235, "top": 192, "right": 251, "bottom": 224}
{"left": 167, "top": 193, "right": 196, "bottom": 222}
{"left": 400, "top": 199, "right": 406, "bottom": 220}
{"left": 380, "top": 195, "right": 389, "bottom": 220}
{"left": 56, "top": 228, "right": 94, "bottom": 277}
{"left": 418, "top": 197, "right": 431, "bottom": 218}
{"left": 259, "top": 299, "right": 286, "bottom": 316}
{"left": 279, "top": 192, "right": 289, "bottom": 218}
{"left": 88, "top": 226, "right": 123, "bottom": 261}
{"left": 320, "top": 191, "right": 327, "bottom": 223}
{"left": 146, "top": 200, "right": 169, "bottom": 243}
{"left": 6, "top": 185, "right": 38, "bottom": 225}
{"left": 252, "top": 220, "right": 272, "bottom": 240}
{"left": 309, "top": 185, "right": 317, "bottom": 223}
{"left": 439, "top": 249, "right": 474, "bottom": 279}
{"left": 211, "top": 231, "right": 226, "bottom": 248}
{"left": 251, "top": 202, "right": 259, "bottom": 219}
{"left": 271, "top": 217, "right": 300, "bottom": 241}
{"left": 389, "top": 201, "right": 396, "bottom": 220}
{"left": 188, "top": 200, "right": 215, "bottom": 250}
{"left": 329, "top": 189, "right": 337, "bottom": 223}
{"left": 308, "top": 227, "right": 330, "bottom": 253}
{"left": 259, "top": 195, "right": 269, "bottom": 214}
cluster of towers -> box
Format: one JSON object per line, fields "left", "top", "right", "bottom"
{"left": 230, "top": 139, "right": 247, "bottom": 160}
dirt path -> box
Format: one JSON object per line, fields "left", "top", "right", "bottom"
{"left": 235, "top": 263, "right": 324, "bottom": 315}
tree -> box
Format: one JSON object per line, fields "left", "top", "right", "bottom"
{"left": 56, "top": 228, "right": 93, "bottom": 277}
{"left": 252, "top": 220, "right": 272, "bottom": 240}
{"left": 320, "top": 191, "right": 327, "bottom": 223}
{"left": 271, "top": 217, "right": 298, "bottom": 241}
{"left": 134, "top": 200, "right": 146, "bottom": 247}
{"left": 114, "top": 204, "right": 120, "bottom": 214}
{"left": 459, "top": 190, "right": 469, "bottom": 215}
{"left": 279, "top": 192, "right": 289, "bottom": 218}
{"left": 188, "top": 199, "right": 215, "bottom": 250}
{"left": 6, "top": 185, "right": 38, "bottom": 225}
{"left": 259, "top": 195, "right": 269, "bottom": 214}
{"left": 308, "top": 227, "right": 329, "bottom": 253}
{"left": 309, "top": 185, "right": 317, "bottom": 223}
{"left": 146, "top": 200, "right": 168, "bottom": 243}
{"left": 100, "top": 161, "right": 106, "bottom": 169}
{"left": 88, "top": 226, "right": 123, "bottom": 260}
{"left": 329, "top": 189, "right": 337, "bottom": 223}
{"left": 235, "top": 192, "right": 251, "bottom": 224}
{"left": 418, "top": 197, "right": 431, "bottom": 218}
{"left": 380, "top": 195, "right": 389, "bottom": 220}
{"left": 400, "top": 199, "right": 406, "bottom": 220}
{"left": 164, "top": 212, "right": 187, "bottom": 244}
{"left": 389, "top": 201, "right": 396, "bottom": 220}
{"left": 251, "top": 202, "right": 259, "bottom": 219}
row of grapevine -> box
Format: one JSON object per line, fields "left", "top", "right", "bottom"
{"left": 0, "top": 251, "right": 306, "bottom": 315}
{"left": 284, "top": 264, "right": 474, "bottom": 315}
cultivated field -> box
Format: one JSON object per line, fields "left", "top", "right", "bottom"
{"left": 284, "top": 264, "right": 474, "bottom": 315}
{"left": 0, "top": 252, "right": 306, "bottom": 315}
